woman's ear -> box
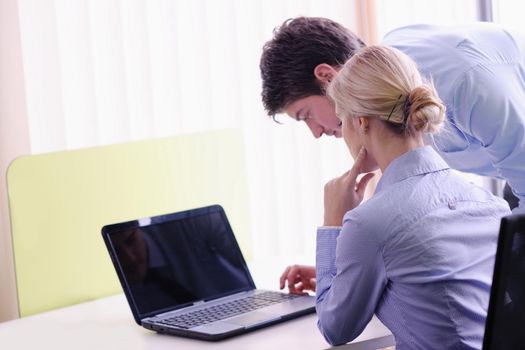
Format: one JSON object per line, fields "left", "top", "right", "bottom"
{"left": 358, "top": 117, "right": 370, "bottom": 134}
{"left": 314, "top": 64, "right": 338, "bottom": 85}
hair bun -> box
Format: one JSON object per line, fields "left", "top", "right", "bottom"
{"left": 407, "top": 85, "right": 445, "bottom": 134}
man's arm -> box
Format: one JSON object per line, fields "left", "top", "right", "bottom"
{"left": 453, "top": 64, "right": 525, "bottom": 213}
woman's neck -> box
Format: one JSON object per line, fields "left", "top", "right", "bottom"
{"left": 370, "top": 132, "right": 425, "bottom": 173}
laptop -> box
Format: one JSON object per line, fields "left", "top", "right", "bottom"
{"left": 101, "top": 204, "right": 316, "bottom": 341}
{"left": 482, "top": 214, "right": 525, "bottom": 350}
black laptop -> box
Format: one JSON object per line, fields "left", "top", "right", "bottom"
{"left": 483, "top": 214, "right": 525, "bottom": 350}
{"left": 102, "top": 204, "right": 315, "bottom": 341}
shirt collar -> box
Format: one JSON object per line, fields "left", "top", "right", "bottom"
{"left": 375, "top": 146, "right": 450, "bottom": 194}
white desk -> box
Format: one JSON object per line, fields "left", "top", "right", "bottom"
{"left": 0, "top": 294, "right": 393, "bottom": 349}
{"left": 0, "top": 258, "right": 394, "bottom": 349}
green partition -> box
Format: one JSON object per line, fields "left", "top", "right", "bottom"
{"left": 7, "top": 129, "right": 251, "bottom": 317}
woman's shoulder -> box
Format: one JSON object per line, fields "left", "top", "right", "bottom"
{"left": 342, "top": 189, "right": 405, "bottom": 244}
{"left": 343, "top": 170, "right": 509, "bottom": 243}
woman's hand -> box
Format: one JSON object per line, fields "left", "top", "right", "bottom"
{"left": 279, "top": 264, "right": 316, "bottom": 295}
{"left": 323, "top": 148, "right": 376, "bottom": 226}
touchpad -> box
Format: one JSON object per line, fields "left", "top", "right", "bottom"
{"left": 225, "top": 312, "right": 281, "bottom": 327}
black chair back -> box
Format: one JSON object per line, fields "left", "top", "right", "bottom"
{"left": 483, "top": 214, "right": 525, "bottom": 350}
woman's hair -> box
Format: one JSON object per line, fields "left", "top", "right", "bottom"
{"left": 327, "top": 45, "right": 445, "bottom": 135}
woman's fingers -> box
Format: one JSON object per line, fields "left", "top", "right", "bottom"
{"left": 279, "top": 266, "right": 291, "bottom": 289}
{"left": 356, "top": 172, "right": 376, "bottom": 198}
{"left": 280, "top": 265, "right": 302, "bottom": 292}
{"left": 347, "top": 147, "right": 367, "bottom": 184}
{"left": 310, "top": 278, "right": 317, "bottom": 290}
{"left": 279, "top": 265, "right": 317, "bottom": 294}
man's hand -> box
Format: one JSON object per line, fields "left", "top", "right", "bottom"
{"left": 323, "top": 147, "right": 375, "bottom": 226}
{"left": 279, "top": 265, "right": 316, "bottom": 295}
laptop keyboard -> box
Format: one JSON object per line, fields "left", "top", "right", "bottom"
{"left": 158, "top": 291, "right": 300, "bottom": 329}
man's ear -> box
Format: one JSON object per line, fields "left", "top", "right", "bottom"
{"left": 314, "top": 63, "right": 338, "bottom": 86}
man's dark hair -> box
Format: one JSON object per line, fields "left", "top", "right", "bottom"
{"left": 260, "top": 17, "right": 365, "bottom": 117}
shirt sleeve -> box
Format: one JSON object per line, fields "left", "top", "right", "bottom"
{"left": 453, "top": 64, "right": 525, "bottom": 213}
{"left": 315, "top": 214, "right": 387, "bottom": 346}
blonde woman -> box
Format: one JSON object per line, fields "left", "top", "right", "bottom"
{"left": 316, "top": 46, "right": 510, "bottom": 348}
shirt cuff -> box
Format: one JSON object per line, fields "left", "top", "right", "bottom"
{"left": 316, "top": 227, "right": 341, "bottom": 274}
{"left": 318, "top": 226, "right": 342, "bottom": 231}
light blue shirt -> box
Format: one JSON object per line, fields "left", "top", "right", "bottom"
{"left": 382, "top": 23, "right": 525, "bottom": 212}
{"left": 315, "top": 146, "right": 511, "bottom": 349}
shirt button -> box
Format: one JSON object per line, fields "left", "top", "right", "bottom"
{"left": 448, "top": 202, "right": 457, "bottom": 210}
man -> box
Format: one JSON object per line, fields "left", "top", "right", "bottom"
{"left": 260, "top": 17, "right": 524, "bottom": 210}
{"left": 259, "top": 17, "right": 525, "bottom": 293}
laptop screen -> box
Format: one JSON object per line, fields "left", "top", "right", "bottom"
{"left": 483, "top": 214, "right": 525, "bottom": 349}
{"left": 103, "top": 205, "right": 255, "bottom": 322}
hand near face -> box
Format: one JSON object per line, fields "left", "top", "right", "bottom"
{"left": 323, "top": 147, "right": 375, "bottom": 226}
{"left": 279, "top": 264, "right": 316, "bottom": 295}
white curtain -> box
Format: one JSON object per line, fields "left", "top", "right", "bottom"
{"left": 376, "top": 0, "right": 478, "bottom": 38}
{"left": 16, "top": 0, "right": 360, "bottom": 264}
{"left": 493, "top": 0, "right": 525, "bottom": 33}
{"left": 15, "top": 0, "right": 486, "bottom": 262}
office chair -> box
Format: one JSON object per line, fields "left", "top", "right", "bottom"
{"left": 483, "top": 213, "right": 525, "bottom": 350}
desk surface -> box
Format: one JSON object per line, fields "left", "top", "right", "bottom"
{"left": 0, "top": 294, "right": 393, "bottom": 350}
{"left": 0, "top": 258, "right": 394, "bottom": 349}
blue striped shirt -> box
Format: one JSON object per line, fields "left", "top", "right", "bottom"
{"left": 382, "top": 23, "right": 525, "bottom": 213}
{"left": 316, "top": 146, "right": 510, "bottom": 349}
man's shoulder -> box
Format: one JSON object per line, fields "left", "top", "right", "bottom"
{"left": 382, "top": 22, "right": 506, "bottom": 43}
{"left": 382, "top": 22, "right": 521, "bottom": 60}
{"left": 381, "top": 22, "right": 524, "bottom": 103}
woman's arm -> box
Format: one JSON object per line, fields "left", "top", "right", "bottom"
{"left": 315, "top": 218, "right": 387, "bottom": 346}
{"left": 316, "top": 148, "right": 384, "bottom": 345}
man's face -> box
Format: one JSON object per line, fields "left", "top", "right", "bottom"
{"left": 284, "top": 95, "right": 342, "bottom": 138}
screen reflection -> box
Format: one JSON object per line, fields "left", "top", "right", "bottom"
{"left": 110, "top": 211, "right": 253, "bottom": 316}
